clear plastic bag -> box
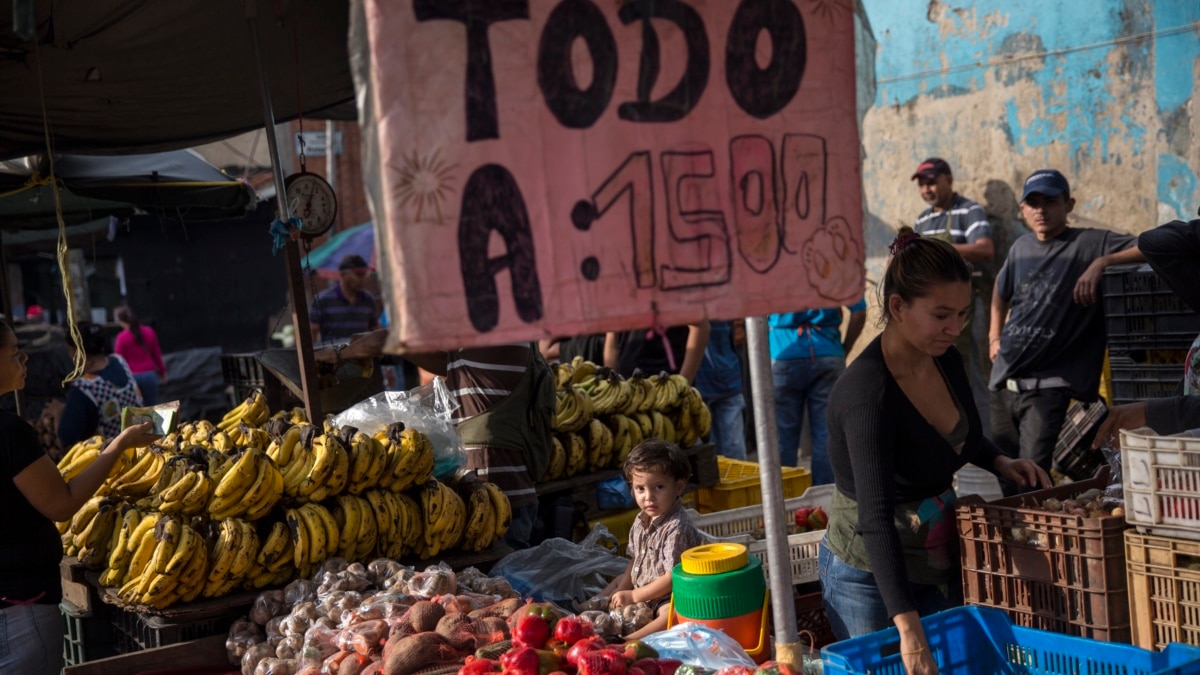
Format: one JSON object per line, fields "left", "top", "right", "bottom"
{"left": 331, "top": 378, "right": 465, "bottom": 477}
{"left": 1102, "top": 445, "right": 1124, "bottom": 505}
{"left": 640, "top": 622, "right": 756, "bottom": 670}
{"left": 489, "top": 525, "right": 629, "bottom": 605}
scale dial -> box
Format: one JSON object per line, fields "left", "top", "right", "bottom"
{"left": 284, "top": 171, "right": 338, "bottom": 237}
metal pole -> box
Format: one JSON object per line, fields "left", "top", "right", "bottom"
{"left": 744, "top": 316, "right": 799, "bottom": 662}
{"left": 0, "top": 231, "right": 24, "bottom": 416}
{"left": 325, "top": 120, "right": 337, "bottom": 232}
{"left": 246, "top": 5, "right": 322, "bottom": 422}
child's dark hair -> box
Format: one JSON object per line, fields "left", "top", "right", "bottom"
{"left": 879, "top": 226, "right": 972, "bottom": 325}
{"left": 623, "top": 439, "right": 691, "bottom": 483}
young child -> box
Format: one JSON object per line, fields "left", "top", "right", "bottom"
{"left": 597, "top": 440, "right": 705, "bottom": 639}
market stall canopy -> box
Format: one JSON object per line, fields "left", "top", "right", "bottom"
{"left": 0, "top": 149, "right": 258, "bottom": 229}
{"left": 0, "top": 0, "right": 356, "bottom": 160}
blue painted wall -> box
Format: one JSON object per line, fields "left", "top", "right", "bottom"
{"left": 856, "top": 0, "right": 1200, "bottom": 267}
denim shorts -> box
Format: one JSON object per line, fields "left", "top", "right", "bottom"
{"left": 818, "top": 539, "right": 962, "bottom": 641}
{"left": 0, "top": 603, "right": 65, "bottom": 675}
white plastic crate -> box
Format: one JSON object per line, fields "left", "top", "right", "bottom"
{"left": 687, "top": 484, "right": 834, "bottom": 584}
{"left": 1121, "top": 427, "right": 1200, "bottom": 542}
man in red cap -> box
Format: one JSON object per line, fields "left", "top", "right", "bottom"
{"left": 911, "top": 157, "right": 994, "bottom": 263}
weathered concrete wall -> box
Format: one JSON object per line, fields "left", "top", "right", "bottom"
{"left": 857, "top": 0, "right": 1200, "bottom": 277}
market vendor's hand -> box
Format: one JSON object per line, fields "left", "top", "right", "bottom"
{"left": 994, "top": 456, "right": 1051, "bottom": 490}
{"left": 106, "top": 422, "right": 160, "bottom": 453}
{"left": 609, "top": 591, "right": 635, "bottom": 610}
{"left": 1091, "top": 402, "right": 1147, "bottom": 451}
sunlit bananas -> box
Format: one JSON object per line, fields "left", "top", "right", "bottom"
{"left": 66, "top": 495, "right": 106, "bottom": 539}
{"left": 296, "top": 431, "right": 348, "bottom": 502}
{"left": 109, "top": 448, "right": 165, "bottom": 499}
{"left": 542, "top": 435, "right": 567, "bottom": 481}
{"left": 414, "top": 479, "right": 461, "bottom": 559}
{"left": 239, "top": 448, "right": 285, "bottom": 516}
{"left": 202, "top": 518, "right": 257, "bottom": 598}
{"left": 286, "top": 504, "right": 314, "bottom": 572}
{"left": 332, "top": 495, "right": 377, "bottom": 562}
{"left": 207, "top": 446, "right": 265, "bottom": 519}
{"left": 119, "top": 516, "right": 159, "bottom": 588}
{"left": 339, "top": 426, "right": 387, "bottom": 495}
{"left": 610, "top": 414, "right": 636, "bottom": 465}
{"left": 569, "top": 357, "right": 597, "bottom": 386}
{"left": 648, "top": 372, "right": 679, "bottom": 410}
{"left": 266, "top": 423, "right": 301, "bottom": 468}
{"left": 459, "top": 482, "right": 498, "bottom": 553}
{"left": 101, "top": 506, "right": 143, "bottom": 586}
{"left": 622, "top": 374, "right": 647, "bottom": 415}
{"left": 289, "top": 503, "right": 337, "bottom": 573}
{"left": 230, "top": 424, "right": 270, "bottom": 450}
{"left": 483, "top": 482, "right": 511, "bottom": 543}
{"left": 218, "top": 390, "right": 270, "bottom": 432}
{"left": 554, "top": 385, "right": 593, "bottom": 433}
{"left": 378, "top": 423, "right": 434, "bottom": 493}
{"left": 254, "top": 520, "right": 291, "bottom": 571}
{"left": 585, "top": 417, "right": 615, "bottom": 470}
{"left": 75, "top": 499, "right": 120, "bottom": 568}
{"left": 560, "top": 432, "right": 587, "bottom": 477}
{"left": 57, "top": 435, "right": 105, "bottom": 482}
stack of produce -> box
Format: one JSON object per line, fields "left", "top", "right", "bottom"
{"left": 228, "top": 559, "right": 522, "bottom": 675}
{"left": 544, "top": 358, "right": 712, "bottom": 481}
{"left": 55, "top": 392, "right": 512, "bottom": 610}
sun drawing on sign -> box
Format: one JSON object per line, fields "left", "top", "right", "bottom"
{"left": 391, "top": 148, "right": 457, "bottom": 225}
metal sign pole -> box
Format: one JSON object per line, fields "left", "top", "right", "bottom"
{"left": 246, "top": 4, "right": 322, "bottom": 422}
{"left": 744, "top": 316, "right": 800, "bottom": 663}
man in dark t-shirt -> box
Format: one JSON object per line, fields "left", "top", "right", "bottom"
{"left": 988, "top": 169, "right": 1143, "bottom": 488}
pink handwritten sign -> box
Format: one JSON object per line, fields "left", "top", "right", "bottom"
{"left": 362, "top": 0, "right": 863, "bottom": 353}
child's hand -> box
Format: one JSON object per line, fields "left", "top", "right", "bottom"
{"left": 610, "top": 590, "right": 635, "bottom": 609}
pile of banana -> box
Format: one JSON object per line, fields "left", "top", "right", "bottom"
{"left": 54, "top": 394, "right": 512, "bottom": 610}
{"left": 543, "top": 358, "right": 712, "bottom": 481}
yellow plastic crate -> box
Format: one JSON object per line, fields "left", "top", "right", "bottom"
{"left": 694, "top": 457, "right": 812, "bottom": 513}
{"left": 589, "top": 508, "right": 640, "bottom": 555}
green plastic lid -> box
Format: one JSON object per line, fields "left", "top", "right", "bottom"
{"left": 671, "top": 555, "right": 766, "bottom": 619}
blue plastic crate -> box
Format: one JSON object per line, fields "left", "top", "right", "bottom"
{"left": 821, "top": 606, "right": 1200, "bottom": 675}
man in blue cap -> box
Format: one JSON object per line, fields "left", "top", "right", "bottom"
{"left": 987, "top": 169, "right": 1144, "bottom": 492}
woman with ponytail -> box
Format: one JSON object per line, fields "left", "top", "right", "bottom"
{"left": 114, "top": 306, "right": 167, "bottom": 405}
{"left": 819, "top": 228, "right": 1050, "bottom": 675}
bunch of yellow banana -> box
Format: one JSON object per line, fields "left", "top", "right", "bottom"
{"left": 648, "top": 410, "right": 677, "bottom": 444}
{"left": 286, "top": 503, "right": 339, "bottom": 577}
{"left": 265, "top": 423, "right": 302, "bottom": 468}
{"left": 585, "top": 417, "right": 615, "bottom": 471}
{"left": 567, "top": 356, "right": 597, "bottom": 386}
{"left": 245, "top": 519, "right": 295, "bottom": 590}
{"left": 149, "top": 457, "right": 214, "bottom": 517}
{"left": 280, "top": 428, "right": 349, "bottom": 503}
{"left": 109, "top": 447, "right": 166, "bottom": 499}
{"left": 615, "top": 372, "right": 653, "bottom": 416}
{"left": 374, "top": 422, "right": 434, "bottom": 493}
{"left": 218, "top": 390, "right": 270, "bottom": 432}
{"left": 57, "top": 435, "right": 105, "bottom": 481}
{"left": 608, "top": 414, "right": 643, "bottom": 465}
{"left": 557, "top": 432, "right": 587, "bottom": 476}
{"left": 553, "top": 386, "right": 593, "bottom": 433}
{"left": 340, "top": 427, "right": 389, "bottom": 495}
{"left": 583, "top": 370, "right": 635, "bottom": 417}
{"left": 667, "top": 386, "right": 711, "bottom": 448}
{"left": 202, "top": 518, "right": 258, "bottom": 598}
{"left": 647, "top": 372, "right": 691, "bottom": 411}
{"left": 227, "top": 424, "right": 270, "bottom": 450}
{"left": 363, "top": 489, "right": 422, "bottom": 559}
{"left": 64, "top": 496, "right": 120, "bottom": 566}
{"left": 458, "top": 481, "right": 511, "bottom": 553}
{"left": 208, "top": 446, "right": 283, "bottom": 520}
{"left": 99, "top": 507, "right": 152, "bottom": 587}
{"left": 541, "top": 436, "right": 568, "bottom": 481}
{"left": 553, "top": 361, "right": 574, "bottom": 389}
{"left": 413, "top": 479, "right": 466, "bottom": 559}
{"left": 118, "top": 515, "right": 209, "bottom": 609}
{"left": 331, "top": 494, "right": 378, "bottom": 561}
{"left": 177, "top": 420, "right": 216, "bottom": 446}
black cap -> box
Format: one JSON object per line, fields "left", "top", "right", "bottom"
{"left": 1020, "top": 169, "right": 1071, "bottom": 201}
{"left": 338, "top": 254, "right": 369, "bottom": 271}
{"left": 911, "top": 157, "right": 952, "bottom": 181}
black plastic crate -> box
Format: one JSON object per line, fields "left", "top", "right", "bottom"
{"left": 1052, "top": 400, "right": 1107, "bottom": 481}
{"left": 220, "top": 353, "right": 265, "bottom": 403}
{"left": 1103, "top": 264, "right": 1200, "bottom": 351}
{"left": 109, "top": 603, "right": 243, "bottom": 654}
{"left": 62, "top": 600, "right": 115, "bottom": 667}
{"left": 1109, "top": 360, "right": 1185, "bottom": 405}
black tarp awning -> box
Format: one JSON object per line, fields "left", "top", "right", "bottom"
{"left": 0, "top": 0, "right": 355, "bottom": 160}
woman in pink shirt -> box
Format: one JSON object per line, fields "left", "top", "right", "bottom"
{"left": 113, "top": 306, "right": 166, "bottom": 405}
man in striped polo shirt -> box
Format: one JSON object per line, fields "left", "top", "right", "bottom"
{"left": 309, "top": 254, "right": 380, "bottom": 344}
